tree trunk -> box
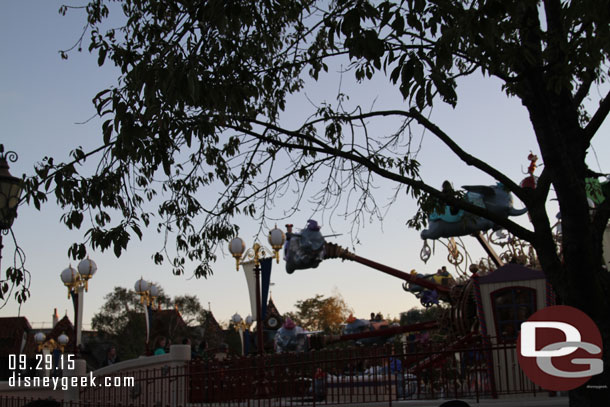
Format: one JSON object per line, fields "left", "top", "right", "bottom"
{"left": 524, "top": 92, "right": 610, "bottom": 405}
{"left": 533, "top": 217, "right": 610, "bottom": 405}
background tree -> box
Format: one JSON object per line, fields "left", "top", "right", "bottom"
{"left": 288, "top": 293, "right": 352, "bottom": 334}
{"left": 174, "top": 294, "right": 207, "bottom": 327}
{"left": 91, "top": 287, "right": 152, "bottom": 360}
{"left": 400, "top": 307, "right": 445, "bottom": 327}
{"left": 21, "top": 1, "right": 610, "bottom": 403}
{"left": 91, "top": 286, "right": 203, "bottom": 360}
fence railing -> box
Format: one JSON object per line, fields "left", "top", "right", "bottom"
{"left": 1, "top": 336, "right": 543, "bottom": 407}
{"left": 186, "top": 335, "right": 528, "bottom": 406}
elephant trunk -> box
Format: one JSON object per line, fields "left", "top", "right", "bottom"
{"left": 508, "top": 207, "right": 528, "bottom": 216}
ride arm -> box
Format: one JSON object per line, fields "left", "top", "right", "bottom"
{"left": 324, "top": 243, "right": 451, "bottom": 294}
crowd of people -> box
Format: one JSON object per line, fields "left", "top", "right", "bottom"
{"left": 99, "top": 336, "right": 231, "bottom": 365}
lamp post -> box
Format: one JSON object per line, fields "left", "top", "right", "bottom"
{"left": 134, "top": 278, "right": 160, "bottom": 354}
{"left": 231, "top": 313, "right": 253, "bottom": 356}
{"left": 0, "top": 145, "right": 24, "bottom": 273}
{"left": 228, "top": 226, "right": 285, "bottom": 355}
{"left": 60, "top": 258, "right": 97, "bottom": 355}
{"left": 34, "top": 331, "right": 69, "bottom": 377}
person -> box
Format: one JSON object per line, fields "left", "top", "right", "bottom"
{"left": 214, "top": 343, "right": 229, "bottom": 361}
{"left": 102, "top": 345, "right": 119, "bottom": 367}
{"left": 441, "top": 180, "right": 460, "bottom": 216}
{"left": 164, "top": 338, "right": 172, "bottom": 353}
{"left": 196, "top": 339, "right": 209, "bottom": 360}
{"left": 153, "top": 336, "right": 167, "bottom": 355}
{"left": 386, "top": 347, "right": 404, "bottom": 399}
{"left": 182, "top": 337, "right": 198, "bottom": 359}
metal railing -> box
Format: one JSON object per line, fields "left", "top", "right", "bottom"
{"left": 1, "top": 336, "right": 543, "bottom": 407}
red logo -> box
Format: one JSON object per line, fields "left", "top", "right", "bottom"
{"left": 517, "top": 305, "right": 603, "bottom": 391}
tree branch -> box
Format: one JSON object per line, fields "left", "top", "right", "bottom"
{"left": 592, "top": 198, "right": 610, "bottom": 247}
{"left": 294, "top": 108, "right": 528, "bottom": 203}
{"left": 573, "top": 76, "right": 593, "bottom": 107}
{"left": 534, "top": 166, "right": 552, "bottom": 204}
{"left": 583, "top": 89, "right": 610, "bottom": 143}
{"left": 406, "top": 108, "right": 528, "bottom": 203}
{"left": 232, "top": 119, "right": 536, "bottom": 242}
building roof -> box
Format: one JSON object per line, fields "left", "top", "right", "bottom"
{"left": 478, "top": 263, "right": 546, "bottom": 284}
{"left": 0, "top": 315, "right": 77, "bottom": 358}
{"left": 23, "top": 315, "right": 75, "bottom": 357}
{"left": 150, "top": 309, "right": 189, "bottom": 340}
{"left": 200, "top": 310, "right": 225, "bottom": 347}
{"left": 265, "top": 298, "right": 283, "bottom": 322}
{"left": 0, "top": 317, "right": 32, "bottom": 356}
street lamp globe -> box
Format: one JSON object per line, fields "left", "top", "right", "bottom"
{"left": 268, "top": 226, "right": 286, "bottom": 263}
{"left": 58, "top": 333, "right": 69, "bottom": 347}
{"left": 149, "top": 282, "right": 160, "bottom": 298}
{"left": 0, "top": 147, "right": 23, "bottom": 231}
{"left": 245, "top": 315, "right": 253, "bottom": 325}
{"left": 60, "top": 265, "right": 80, "bottom": 298}
{"left": 77, "top": 258, "right": 97, "bottom": 291}
{"left": 134, "top": 277, "right": 150, "bottom": 295}
{"left": 232, "top": 313, "right": 242, "bottom": 324}
{"left": 77, "top": 258, "right": 97, "bottom": 278}
{"left": 228, "top": 237, "right": 246, "bottom": 270}
{"left": 34, "top": 332, "right": 45, "bottom": 345}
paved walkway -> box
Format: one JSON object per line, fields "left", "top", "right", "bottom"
{"left": 387, "top": 397, "right": 568, "bottom": 407}
{"left": 313, "top": 396, "right": 569, "bottom": 407}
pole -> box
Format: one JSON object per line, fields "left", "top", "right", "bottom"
{"left": 324, "top": 242, "right": 451, "bottom": 294}
{"left": 0, "top": 234, "right": 3, "bottom": 276}
{"left": 76, "top": 285, "right": 84, "bottom": 348}
{"left": 238, "top": 327, "right": 244, "bottom": 356}
{"left": 72, "top": 288, "right": 79, "bottom": 357}
{"left": 144, "top": 302, "right": 150, "bottom": 355}
{"left": 254, "top": 260, "right": 268, "bottom": 399}
{"left": 254, "top": 262, "right": 264, "bottom": 355}
{"left": 473, "top": 232, "right": 503, "bottom": 267}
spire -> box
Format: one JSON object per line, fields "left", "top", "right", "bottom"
{"left": 52, "top": 308, "right": 59, "bottom": 328}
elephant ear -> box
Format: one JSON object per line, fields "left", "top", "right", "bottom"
{"left": 462, "top": 185, "right": 495, "bottom": 197}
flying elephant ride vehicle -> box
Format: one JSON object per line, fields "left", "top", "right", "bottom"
{"left": 280, "top": 169, "right": 571, "bottom": 398}
{"left": 278, "top": 198, "right": 531, "bottom": 393}
{"left": 281, "top": 219, "right": 480, "bottom": 351}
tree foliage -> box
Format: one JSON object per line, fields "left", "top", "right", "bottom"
{"left": 91, "top": 286, "right": 205, "bottom": 359}
{"left": 30, "top": 0, "right": 607, "bottom": 273}
{"left": 287, "top": 293, "right": 352, "bottom": 333}
{"left": 20, "top": 2, "right": 610, "bottom": 402}
{"left": 400, "top": 306, "right": 444, "bottom": 326}
{"left": 174, "top": 294, "right": 208, "bottom": 326}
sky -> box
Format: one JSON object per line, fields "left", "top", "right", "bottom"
{"left": 1, "top": 1, "right": 609, "bottom": 332}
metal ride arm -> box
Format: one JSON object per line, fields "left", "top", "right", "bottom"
{"left": 473, "top": 232, "right": 503, "bottom": 267}
{"left": 324, "top": 242, "right": 451, "bottom": 294}
{"left": 326, "top": 320, "right": 440, "bottom": 345}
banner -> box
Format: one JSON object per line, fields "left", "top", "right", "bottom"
{"left": 260, "top": 257, "right": 272, "bottom": 319}
{"left": 145, "top": 304, "right": 154, "bottom": 344}
{"left": 242, "top": 261, "right": 258, "bottom": 319}
{"left": 242, "top": 258, "right": 273, "bottom": 320}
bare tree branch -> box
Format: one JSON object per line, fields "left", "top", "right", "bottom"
{"left": 231, "top": 118, "right": 536, "bottom": 242}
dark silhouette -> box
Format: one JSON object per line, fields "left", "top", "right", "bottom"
{"left": 152, "top": 336, "right": 167, "bottom": 355}
{"left": 101, "top": 345, "right": 119, "bottom": 367}
{"left": 439, "top": 400, "right": 471, "bottom": 407}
